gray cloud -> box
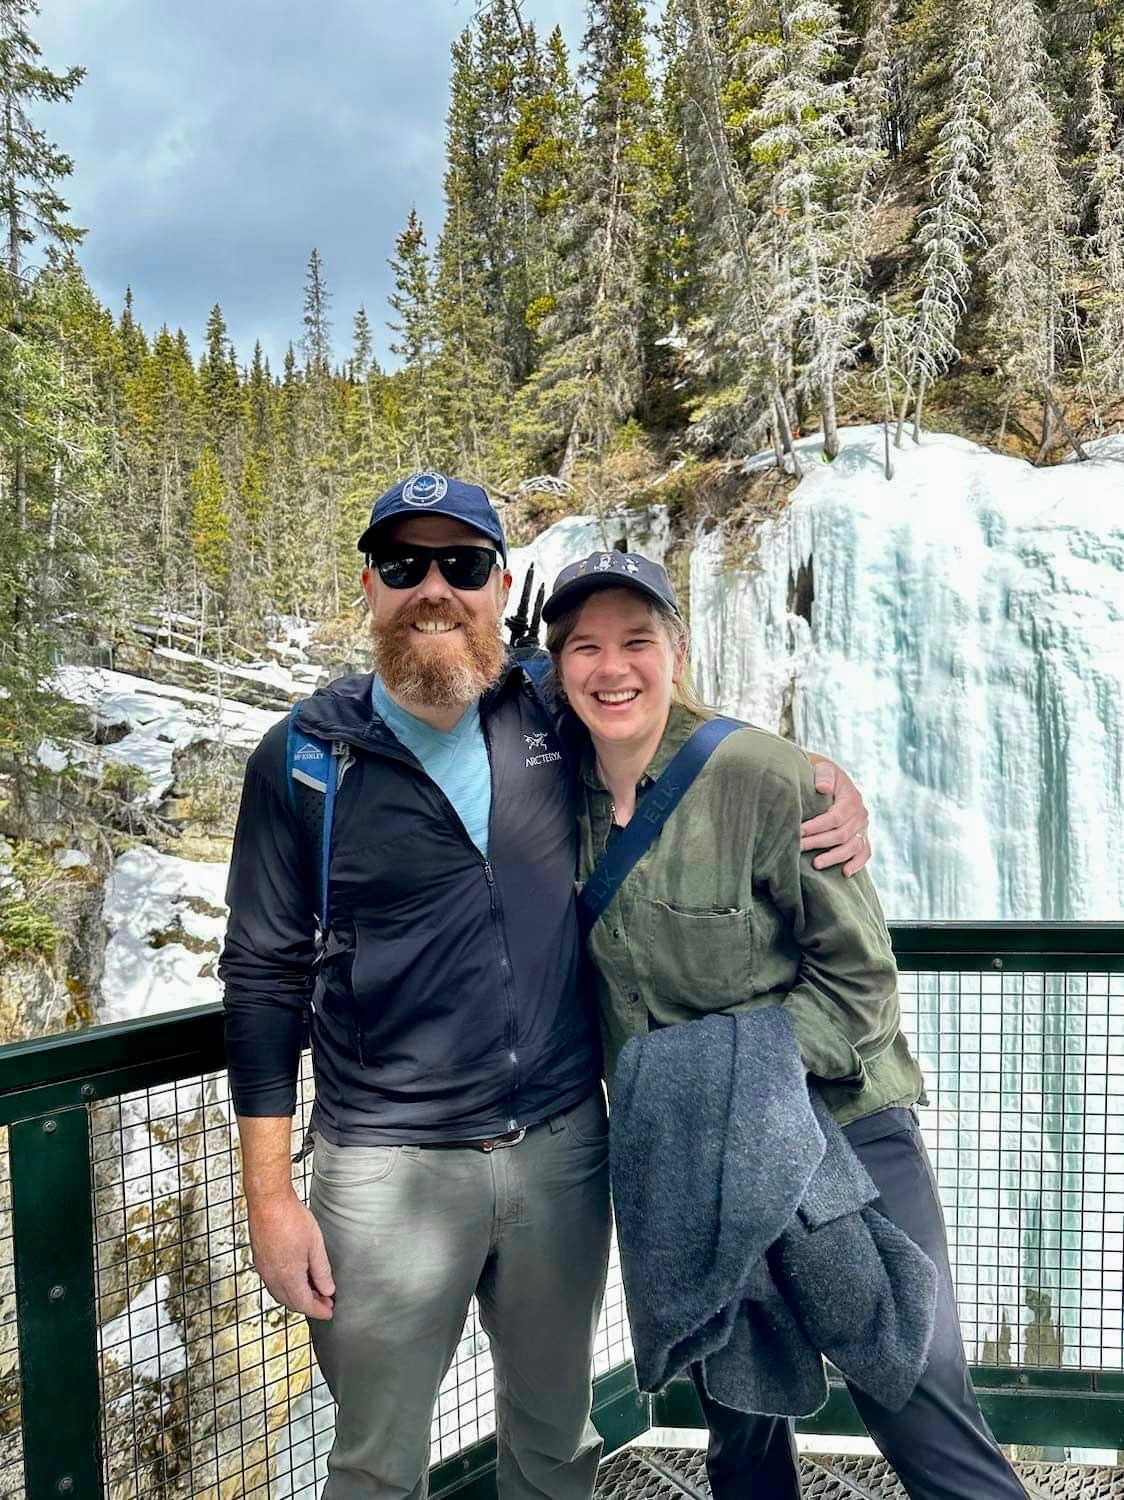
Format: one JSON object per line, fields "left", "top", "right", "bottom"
{"left": 35, "top": 0, "right": 592, "bottom": 369}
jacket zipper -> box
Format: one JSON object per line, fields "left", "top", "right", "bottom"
{"left": 480, "top": 713, "right": 521, "bottom": 1125}
{"left": 324, "top": 721, "right": 519, "bottom": 1103}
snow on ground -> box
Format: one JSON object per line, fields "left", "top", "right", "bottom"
{"left": 148, "top": 643, "right": 325, "bottom": 699}
{"left": 99, "top": 1274, "right": 186, "bottom": 1383}
{"left": 1067, "top": 432, "right": 1124, "bottom": 464}
{"left": 101, "top": 846, "right": 229, "bottom": 1023}
{"left": 52, "top": 664, "right": 287, "bottom": 802}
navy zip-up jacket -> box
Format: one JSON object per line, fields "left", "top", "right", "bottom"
{"left": 219, "top": 661, "right": 601, "bottom": 1143}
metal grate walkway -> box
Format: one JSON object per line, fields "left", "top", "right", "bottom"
{"left": 596, "top": 1444, "right": 1124, "bottom": 1500}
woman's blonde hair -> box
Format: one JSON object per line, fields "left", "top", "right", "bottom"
{"left": 545, "top": 591, "right": 713, "bottom": 720}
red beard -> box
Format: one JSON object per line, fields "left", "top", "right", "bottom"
{"left": 369, "top": 598, "right": 506, "bottom": 709}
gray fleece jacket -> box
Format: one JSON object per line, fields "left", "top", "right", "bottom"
{"left": 610, "top": 1008, "right": 938, "bottom": 1417}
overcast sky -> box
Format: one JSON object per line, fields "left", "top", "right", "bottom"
{"left": 34, "top": 1, "right": 604, "bottom": 371}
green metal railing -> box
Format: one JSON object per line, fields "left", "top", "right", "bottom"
{"left": 1, "top": 922, "right": 1122, "bottom": 1497}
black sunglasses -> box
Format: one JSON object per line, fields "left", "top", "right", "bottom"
{"left": 370, "top": 542, "right": 500, "bottom": 592}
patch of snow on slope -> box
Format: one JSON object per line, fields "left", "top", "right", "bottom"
{"left": 53, "top": 665, "right": 285, "bottom": 801}
{"left": 102, "top": 846, "right": 229, "bottom": 1022}
{"left": 99, "top": 1275, "right": 186, "bottom": 1382}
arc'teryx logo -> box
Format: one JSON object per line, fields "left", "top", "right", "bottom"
{"left": 524, "top": 730, "right": 562, "bottom": 769}
{"left": 402, "top": 472, "right": 449, "bottom": 506}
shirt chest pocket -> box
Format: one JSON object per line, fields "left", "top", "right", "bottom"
{"left": 637, "top": 898, "right": 753, "bottom": 1010}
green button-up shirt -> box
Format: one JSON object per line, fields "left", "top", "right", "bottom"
{"left": 577, "top": 705, "right": 925, "bottom": 1125}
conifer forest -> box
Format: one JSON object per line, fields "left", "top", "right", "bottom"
{"left": 1, "top": 0, "right": 1123, "bottom": 781}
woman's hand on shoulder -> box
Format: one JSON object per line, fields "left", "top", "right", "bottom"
{"left": 800, "top": 755, "right": 872, "bottom": 877}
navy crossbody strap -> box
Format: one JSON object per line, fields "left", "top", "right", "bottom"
{"left": 577, "top": 717, "right": 743, "bottom": 939}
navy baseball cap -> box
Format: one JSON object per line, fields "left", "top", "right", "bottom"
{"left": 357, "top": 471, "right": 507, "bottom": 560}
{"left": 543, "top": 550, "right": 679, "bottom": 623}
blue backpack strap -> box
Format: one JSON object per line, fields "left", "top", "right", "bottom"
{"left": 285, "top": 710, "right": 341, "bottom": 931}
{"left": 518, "top": 650, "right": 553, "bottom": 700}
{"left": 577, "top": 717, "right": 743, "bottom": 939}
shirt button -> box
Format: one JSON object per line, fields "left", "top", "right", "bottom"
{"left": 629, "top": 992, "right": 640, "bottom": 1004}
{"left": 612, "top": 928, "right": 621, "bottom": 939}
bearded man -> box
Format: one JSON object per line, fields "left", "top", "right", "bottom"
{"left": 219, "top": 474, "right": 872, "bottom": 1500}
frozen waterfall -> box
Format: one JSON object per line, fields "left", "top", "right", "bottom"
{"left": 686, "top": 426, "right": 1124, "bottom": 924}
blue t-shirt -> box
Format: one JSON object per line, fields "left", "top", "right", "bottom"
{"left": 372, "top": 677, "right": 492, "bottom": 857}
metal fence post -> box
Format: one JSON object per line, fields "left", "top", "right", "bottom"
{"left": 10, "top": 1105, "right": 102, "bottom": 1499}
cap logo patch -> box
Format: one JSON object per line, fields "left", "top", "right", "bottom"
{"left": 596, "top": 555, "right": 615, "bottom": 571}
{"left": 402, "top": 472, "right": 449, "bottom": 506}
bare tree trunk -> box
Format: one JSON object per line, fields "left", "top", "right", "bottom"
{"left": 997, "top": 395, "right": 1012, "bottom": 445}
{"left": 822, "top": 374, "right": 840, "bottom": 461}
{"left": 911, "top": 372, "right": 928, "bottom": 445}
{"left": 5, "top": 131, "right": 28, "bottom": 637}
{"left": 1042, "top": 385, "right": 1088, "bottom": 462}
{"left": 1034, "top": 390, "right": 1056, "bottom": 465}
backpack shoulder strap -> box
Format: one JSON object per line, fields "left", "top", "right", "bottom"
{"left": 517, "top": 650, "right": 553, "bottom": 701}
{"left": 285, "top": 710, "right": 343, "bottom": 931}
{"left": 577, "top": 717, "right": 743, "bottom": 939}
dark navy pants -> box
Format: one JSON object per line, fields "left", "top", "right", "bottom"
{"left": 690, "top": 1108, "right": 1027, "bottom": 1500}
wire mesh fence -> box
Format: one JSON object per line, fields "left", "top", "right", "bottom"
{"left": 900, "top": 967, "right": 1124, "bottom": 1373}
{"left": 0, "top": 1125, "right": 21, "bottom": 1498}
{"left": 0, "top": 952, "right": 1121, "bottom": 1496}
{"left": 0, "top": 1056, "right": 634, "bottom": 1499}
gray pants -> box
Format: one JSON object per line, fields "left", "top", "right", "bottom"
{"left": 692, "top": 1108, "right": 1027, "bottom": 1499}
{"left": 308, "top": 1093, "right": 612, "bottom": 1500}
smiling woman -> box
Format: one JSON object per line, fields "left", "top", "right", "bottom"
{"left": 544, "top": 551, "right": 1026, "bottom": 1500}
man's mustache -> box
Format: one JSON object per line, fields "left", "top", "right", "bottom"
{"left": 392, "top": 599, "right": 473, "bottom": 633}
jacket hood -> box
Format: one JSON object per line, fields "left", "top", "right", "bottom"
{"left": 293, "top": 660, "right": 527, "bottom": 747}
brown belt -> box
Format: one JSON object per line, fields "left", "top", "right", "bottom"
{"left": 419, "top": 1125, "right": 530, "bottom": 1154}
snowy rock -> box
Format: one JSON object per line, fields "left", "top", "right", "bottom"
{"left": 36, "top": 739, "right": 70, "bottom": 773}
{"left": 101, "top": 847, "right": 229, "bottom": 1023}
{"left": 99, "top": 1274, "right": 186, "bottom": 1383}
{"left": 54, "top": 847, "right": 91, "bottom": 870}
{"left": 52, "top": 665, "right": 285, "bottom": 803}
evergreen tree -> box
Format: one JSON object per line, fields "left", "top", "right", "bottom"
{"left": 0, "top": 0, "right": 86, "bottom": 759}
{"left": 981, "top": 0, "right": 1080, "bottom": 455}
{"left": 505, "top": 24, "right": 581, "bottom": 346}
{"left": 350, "top": 304, "right": 373, "bottom": 382}
{"left": 118, "top": 285, "right": 147, "bottom": 373}
{"left": 302, "top": 245, "right": 332, "bottom": 377}
{"left": 648, "top": 0, "right": 704, "bottom": 338}
{"left": 1082, "top": 49, "right": 1124, "bottom": 406}
{"left": 198, "top": 302, "right": 241, "bottom": 467}
{"left": 436, "top": 34, "right": 508, "bottom": 476}
{"left": 388, "top": 208, "right": 443, "bottom": 467}
{"left": 737, "top": 0, "right": 880, "bottom": 458}
{"left": 189, "top": 444, "right": 231, "bottom": 607}
{"left": 473, "top": 2, "right": 540, "bottom": 384}
{"left": 300, "top": 248, "right": 345, "bottom": 612}
{"left": 897, "top": 0, "right": 989, "bottom": 440}
{"left": 853, "top": 0, "right": 905, "bottom": 159}
{"left": 674, "top": 0, "right": 802, "bottom": 467}
{"left": 514, "top": 0, "right": 655, "bottom": 479}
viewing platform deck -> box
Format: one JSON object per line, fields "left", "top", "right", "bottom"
{"left": 1, "top": 922, "right": 1123, "bottom": 1497}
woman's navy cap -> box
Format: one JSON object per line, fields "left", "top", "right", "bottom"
{"left": 543, "top": 550, "right": 679, "bottom": 624}
{"left": 358, "top": 472, "right": 507, "bottom": 559}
